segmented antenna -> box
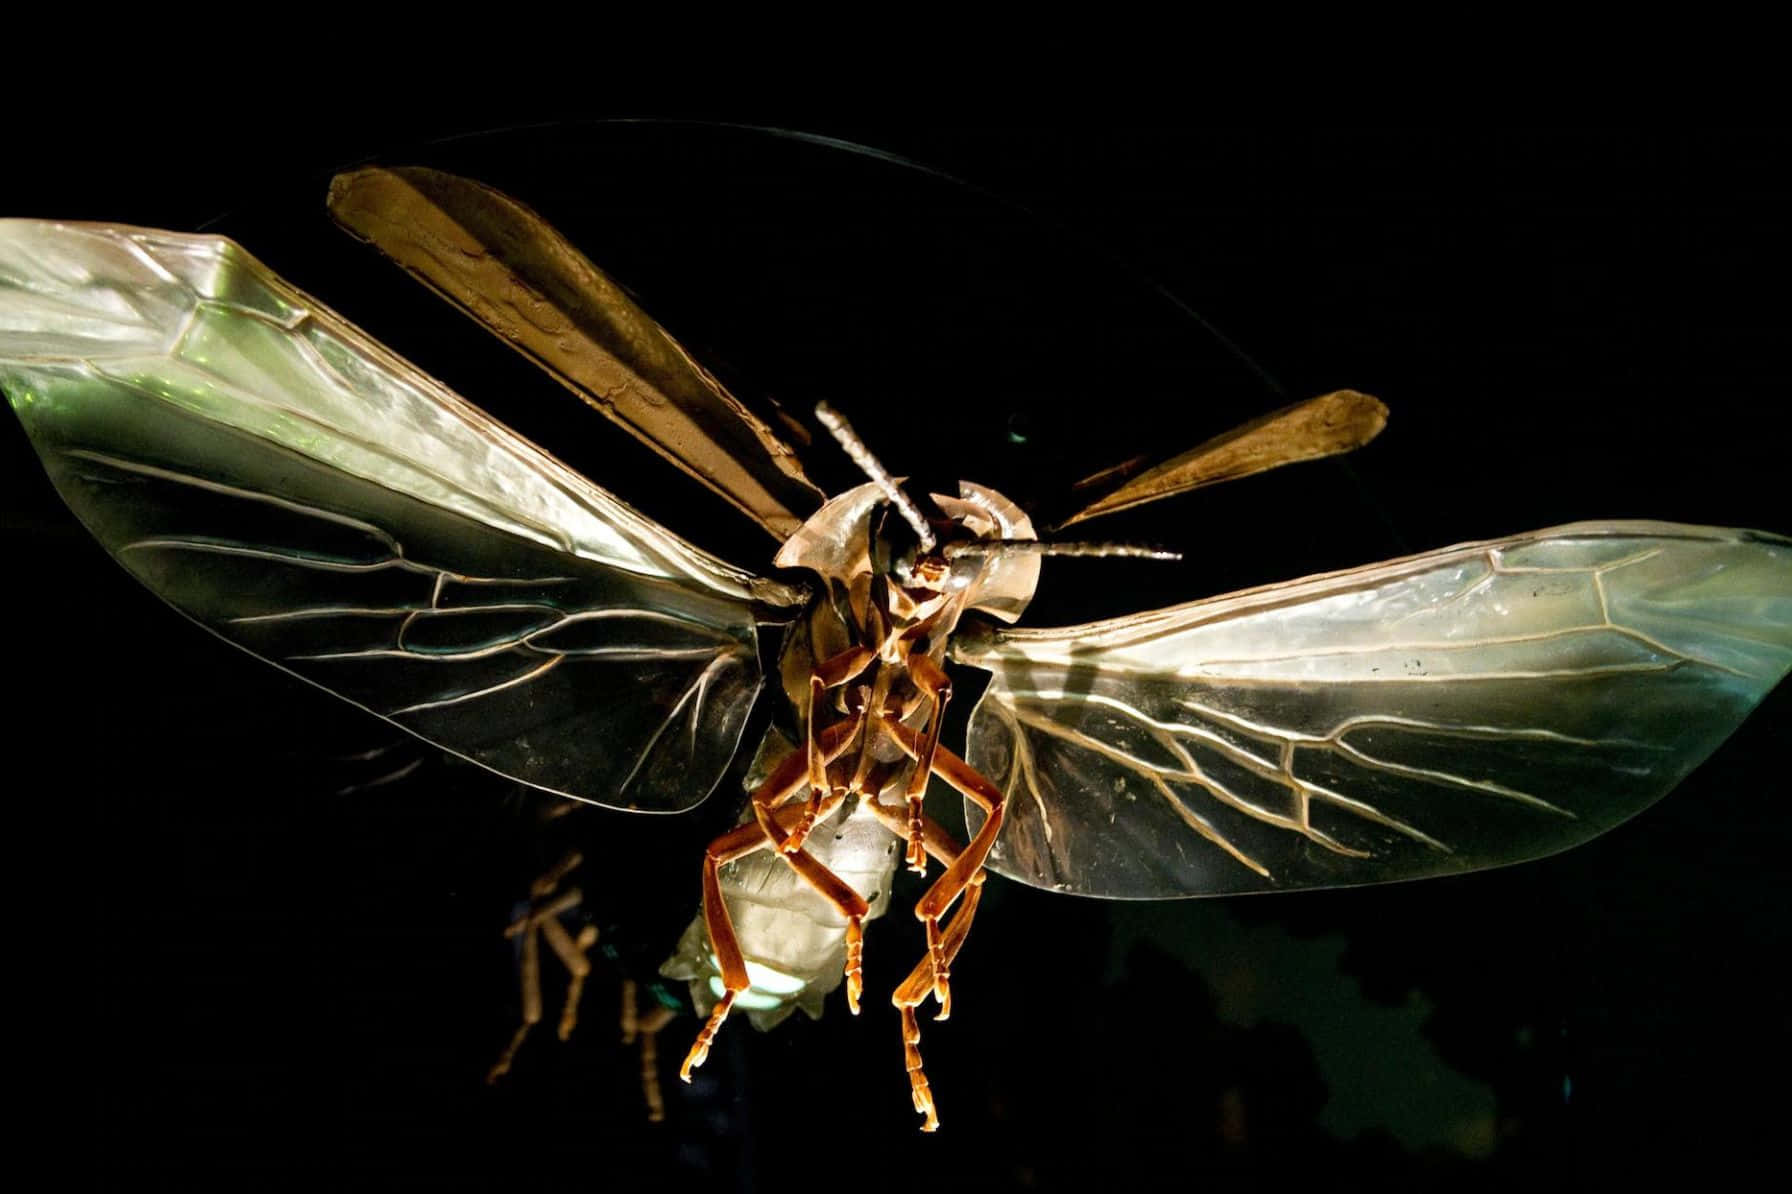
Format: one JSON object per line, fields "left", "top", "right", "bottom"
{"left": 943, "top": 539, "right": 1183, "bottom": 562}
{"left": 815, "top": 402, "right": 936, "bottom": 552}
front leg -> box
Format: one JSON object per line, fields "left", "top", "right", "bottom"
{"left": 786, "top": 645, "right": 876, "bottom": 855}
{"left": 899, "top": 653, "right": 952, "bottom": 873}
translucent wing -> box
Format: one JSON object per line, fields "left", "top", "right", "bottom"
{"left": 0, "top": 220, "right": 805, "bottom": 812}
{"left": 952, "top": 523, "right": 1792, "bottom": 897}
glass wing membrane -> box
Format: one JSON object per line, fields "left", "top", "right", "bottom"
{"left": 952, "top": 523, "right": 1792, "bottom": 897}
{"left": 1, "top": 220, "right": 804, "bottom": 812}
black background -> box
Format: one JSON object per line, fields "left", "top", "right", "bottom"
{"left": 6, "top": 123, "right": 1787, "bottom": 1190}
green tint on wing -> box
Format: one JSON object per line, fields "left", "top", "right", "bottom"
{"left": 1, "top": 220, "right": 803, "bottom": 812}
{"left": 952, "top": 523, "right": 1792, "bottom": 897}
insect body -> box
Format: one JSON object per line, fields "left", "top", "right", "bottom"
{"left": 661, "top": 470, "right": 1048, "bottom": 1126}
{"left": 4, "top": 181, "right": 1790, "bottom": 1136}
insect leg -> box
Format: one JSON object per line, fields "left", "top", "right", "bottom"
{"left": 543, "top": 917, "right": 601, "bottom": 1041}
{"left": 683, "top": 719, "right": 865, "bottom": 1079}
{"left": 891, "top": 877, "right": 984, "bottom": 1133}
{"left": 788, "top": 826, "right": 878, "bottom": 1012}
{"left": 862, "top": 796, "right": 964, "bottom": 871}
{"left": 753, "top": 710, "right": 880, "bottom": 1011}
{"left": 863, "top": 793, "right": 983, "bottom": 1133}
{"left": 789, "top": 645, "right": 877, "bottom": 854}
{"left": 899, "top": 653, "right": 953, "bottom": 874}
{"left": 888, "top": 723, "right": 1005, "bottom": 1020}
{"left": 863, "top": 793, "right": 994, "bottom": 983}
{"left": 681, "top": 817, "right": 785, "bottom": 1080}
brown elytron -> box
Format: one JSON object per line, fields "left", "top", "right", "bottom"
{"left": 1058, "top": 388, "right": 1388, "bottom": 527}
{"left": 329, "top": 167, "right": 826, "bottom": 541}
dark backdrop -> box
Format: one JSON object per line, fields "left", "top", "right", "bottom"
{"left": 6, "top": 122, "right": 1786, "bottom": 1191}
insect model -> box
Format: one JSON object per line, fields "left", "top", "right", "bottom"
{"left": 3, "top": 166, "right": 1789, "bottom": 1134}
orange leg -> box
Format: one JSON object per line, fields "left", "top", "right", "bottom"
{"left": 754, "top": 787, "right": 871, "bottom": 1012}
{"left": 893, "top": 878, "right": 984, "bottom": 1132}
{"left": 764, "top": 674, "right": 889, "bottom": 1013}
{"left": 900, "top": 653, "right": 952, "bottom": 874}
{"left": 863, "top": 795, "right": 989, "bottom": 961}
{"left": 750, "top": 710, "right": 876, "bottom": 1010}
{"left": 683, "top": 718, "right": 867, "bottom": 1080}
{"left": 862, "top": 796, "right": 964, "bottom": 871}
{"left": 865, "top": 790, "right": 992, "bottom": 1132}
{"left": 748, "top": 710, "right": 863, "bottom": 856}
{"left": 887, "top": 723, "right": 1005, "bottom": 1021}
{"left": 681, "top": 812, "right": 789, "bottom": 1080}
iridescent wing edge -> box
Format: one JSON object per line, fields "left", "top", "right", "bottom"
{"left": 951, "top": 522, "right": 1792, "bottom": 897}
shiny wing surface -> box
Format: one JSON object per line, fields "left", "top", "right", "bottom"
{"left": 953, "top": 523, "right": 1792, "bottom": 896}
{"left": 1, "top": 220, "right": 804, "bottom": 811}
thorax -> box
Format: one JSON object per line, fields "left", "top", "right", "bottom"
{"left": 773, "top": 478, "right": 1043, "bottom": 793}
